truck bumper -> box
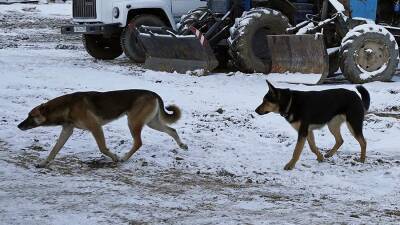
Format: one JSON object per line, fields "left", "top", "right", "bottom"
{"left": 61, "top": 23, "right": 122, "bottom": 35}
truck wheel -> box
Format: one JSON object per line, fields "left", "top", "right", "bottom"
{"left": 229, "top": 8, "right": 291, "bottom": 73}
{"left": 121, "top": 14, "right": 165, "bottom": 63}
{"left": 83, "top": 34, "right": 123, "bottom": 60}
{"left": 340, "top": 24, "right": 399, "bottom": 83}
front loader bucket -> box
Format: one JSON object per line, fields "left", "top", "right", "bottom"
{"left": 267, "top": 34, "right": 329, "bottom": 84}
{"left": 138, "top": 27, "right": 218, "bottom": 73}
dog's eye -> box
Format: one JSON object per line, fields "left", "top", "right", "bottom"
{"left": 265, "top": 95, "right": 276, "bottom": 103}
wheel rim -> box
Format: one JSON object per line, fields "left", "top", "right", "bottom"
{"left": 355, "top": 39, "right": 390, "bottom": 72}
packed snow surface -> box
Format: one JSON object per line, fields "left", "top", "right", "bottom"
{"left": 0, "top": 3, "right": 400, "bottom": 225}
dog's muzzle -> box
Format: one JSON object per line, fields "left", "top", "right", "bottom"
{"left": 18, "top": 119, "right": 35, "bottom": 131}
{"left": 18, "top": 122, "right": 28, "bottom": 131}
{"left": 255, "top": 107, "right": 269, "bottom": 115}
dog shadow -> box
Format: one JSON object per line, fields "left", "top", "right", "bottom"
{"left": 83, "top": 157, "right": 119, "bottom": 169}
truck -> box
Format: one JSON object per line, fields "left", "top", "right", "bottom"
{"left": 61, "top": 0, "right": 206, "bottom": 62}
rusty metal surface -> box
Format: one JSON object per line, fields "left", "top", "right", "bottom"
{"left": 138, "top": 33, "right": 218, "bottom": 73}
{"left": 267, "top": 34, "right": 329, "bottom": 84}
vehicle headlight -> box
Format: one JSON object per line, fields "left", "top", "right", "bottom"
{"left": 112, "top": 7, "right": 120, "bottom": 19}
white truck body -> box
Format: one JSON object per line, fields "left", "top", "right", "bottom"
{"left": 71, "top": 0, "right": 206, "bottom": 30}
{"left": 61, "top": 0, "right": 207, "bottom": 61}
{"left": 0, "top": 0, "right": 38, "bottom": 3}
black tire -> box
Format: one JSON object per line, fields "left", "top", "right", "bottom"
{"left": 214, "top": 46, "right": 230, "bottom": 69}
{"left": 177, "top": 7, "right": 214, "bottom": 34}
{"left": 82, "top": 34, "right": 123, "bottom": 60}
{"left": 340, "top": 24, "right": 399, "bottom": 83}
{"left": 121, "top": 14, "right": 165, "bottom": 63}
{"left": 328, "top": 49, "right": 340, "bottom": 77}
{"left": 229, "top": 8, "right": 291, "bottom": 73}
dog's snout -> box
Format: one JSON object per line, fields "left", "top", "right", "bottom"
{"left": 255, "top": 105, "right": 264, "bottom": 115}
{"left": 18, "top": 119, "right": 31, "bottom": 131}
{"left": 18, "top": 122, "right": 26, "bottom": 130}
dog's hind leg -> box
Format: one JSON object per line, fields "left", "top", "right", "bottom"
{"left": 122, "top": 98, "right": 157, "bottom": 161}
{"left": 36, "top": 125, "right": 74, "bottom": 168}
{"left": 121, "top": 121, "right": 143, "bottom": 162}
{"left": 147, "top": 117, "right": 188, "bottom": 150}
{"left": 345, "top": 107, "right": 367, "bottom": 162}
{"left": 307, "top": 131, "right": 324, "bottom": 162}
{"left": 346, "top": 121, "right": 367, "bottom": 163}
{"left": 355, "top": 134, "right": 367, "bottom": 163}
{"left": 325, "top": 116, "right": 344, "bottom": 158}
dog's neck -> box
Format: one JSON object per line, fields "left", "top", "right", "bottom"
{"left": 280, "top": 93, "right": 293, "bottom": 119}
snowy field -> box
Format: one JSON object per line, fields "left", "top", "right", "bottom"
{"left": 1, "top": 3, "right": 400, "bottom": 225}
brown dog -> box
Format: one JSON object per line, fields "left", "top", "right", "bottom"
{"left": 18, "top": 89, "right": 187, "bottom": 167}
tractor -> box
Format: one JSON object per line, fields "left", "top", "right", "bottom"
{"left": 137, "top": 0, "right": 400, "bottom": 84}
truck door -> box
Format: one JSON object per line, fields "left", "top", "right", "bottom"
{"left": 171, "top": 0, "right": 207, "bottom": 21}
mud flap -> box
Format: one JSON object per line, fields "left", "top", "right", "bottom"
{"left": 266, "top": 34, "right": 329, "bottom": 84}
{"left": 137, "top": 27, "right": 219, "bottom": 73}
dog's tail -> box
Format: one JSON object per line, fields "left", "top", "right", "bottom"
{"left": 157, "top": 96, "right": 181, "bottom": 124}
{"left": 356, "top": 85, "right": 370, "bottom": 111}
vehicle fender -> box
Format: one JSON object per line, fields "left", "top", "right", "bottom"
{"left": 112, "top": 0, "right": 176, "bottom": 29}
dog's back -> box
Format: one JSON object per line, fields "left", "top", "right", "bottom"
{"left": 80, "top": 89, "right": 157, "bottom": 121}
{"left": 290, "top": 87, "right": 369, "bottom": 125}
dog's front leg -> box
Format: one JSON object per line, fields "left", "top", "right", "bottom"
{"left": 36, "top": 125, "right": 74, "bottom": 168}
{"left": 284, "top": 126, "right": 308, "bottom": 170}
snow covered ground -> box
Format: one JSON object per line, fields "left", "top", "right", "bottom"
{"left": 1, "top": 3, "right": 400, "bottom": 225}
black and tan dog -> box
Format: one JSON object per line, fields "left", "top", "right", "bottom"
{"left": 255, "top": 81, "right": 370, "bottom": 170}
{"left": 18, "top": 89, "right": 187, "bottom": 167}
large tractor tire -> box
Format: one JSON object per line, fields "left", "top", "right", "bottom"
{"left": 83, "top": 34, "right": 123, "bottom": 60}
{"left": 328, "top": 49, "right": 340, "bottom": 77}
{"left": 121, "top": 14, "right": 165, "bottom": 63}
{"left": 229, "top": 8, "right": 291, "bottom": 73}
{"left": 177, "top": 7, "right": 211, "bottom": 34}
{"left": 340, "top": 24, "right": 399, "bottom": 83}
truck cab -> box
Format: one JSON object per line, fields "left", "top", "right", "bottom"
{"left": 62, "top": 0, "right": 206, "bottom": 61}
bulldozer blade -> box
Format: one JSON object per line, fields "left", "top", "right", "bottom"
{"left": 138, "top": 29, "right": 219, "bottom": 73}
{"left": 267, "top": 34, "right": 329, "bottom": 84}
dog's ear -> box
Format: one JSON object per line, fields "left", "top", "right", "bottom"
{"left": 38, "top": 104, "right": 48, "bottom": 115}
{"left": 30, "top": 106, "right": 40, "bottom": 116}
{"left": 266, "top": 80, "right": 277, "bottom": 96}
{"left": 31, "top": 104, "right": 46, "bottom": 116}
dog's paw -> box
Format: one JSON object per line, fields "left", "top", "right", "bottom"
{"left": 354, "top": 157, "right": 366, "bottom": 163}
{"left": 110, "top": 154, "right": 120, "bottom": 163}
{"left": 284, "top": 162, "right": 295, "bottom": 170}
{"left": 35, "top": 161, "right": 48, "bottom": 168}
{"left": 324, "top": 150, "right": 336, "bottom": 158}
{"left": 179, "top": 143, "right": 188, "bottom": 150}
{"left": 121, "top": 155, "right": 130, "bottom": 162}
{"left": 317, "top": 156, "right": 324, "bottom": 163}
